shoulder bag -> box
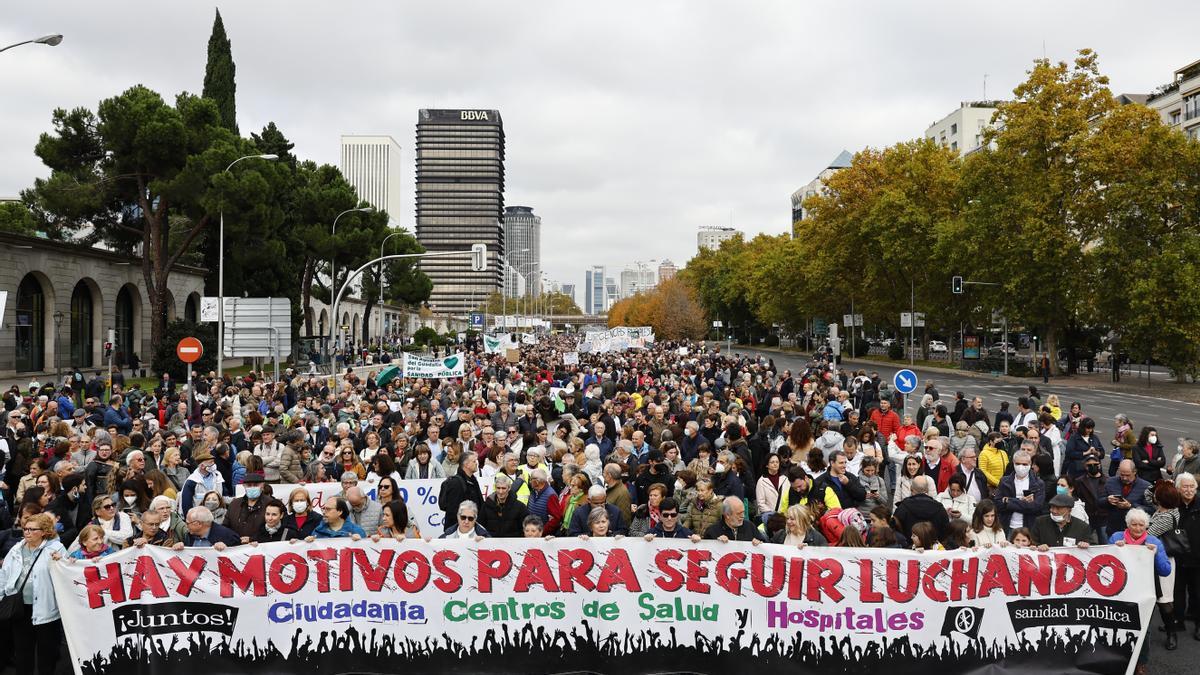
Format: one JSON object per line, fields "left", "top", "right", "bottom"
{"left": 0, "top": 546, "right": 45, "bottom": 620}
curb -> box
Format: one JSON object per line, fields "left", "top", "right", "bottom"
{"left": 736, "top": 344, "right": 1200, "bottom": 404}
{"left": 739, "top": 345, "right": 1085, "bottom": 386}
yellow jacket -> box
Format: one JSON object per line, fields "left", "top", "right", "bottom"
{"left": 979, "top": 444, "right": 1008, "bottom": 488}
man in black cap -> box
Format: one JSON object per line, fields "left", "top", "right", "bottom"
{"left": 225, "top": 473, "right": 279, "bottom": 542}
{"left": 635, "top": 449, "right": 674, "bottom": 505}
{"left": 1031, "top": 492, "right": 1096, "bottom": 550}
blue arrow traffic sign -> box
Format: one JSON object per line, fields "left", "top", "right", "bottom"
{"left": 893, "top": 368, "right": 918, "bottom": 394}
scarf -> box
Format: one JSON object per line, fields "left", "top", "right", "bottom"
{"left": 1114, "top": 424, "right": 1130, "bottom": 445}
{"left": 1124, "top": 529, "right": 1148, "bottom": 546}
{"left": 562, "top": 493, "right": 586, "bottom": 530}
{"left": 82, "top": 547, "right": 107, "bottom": 559}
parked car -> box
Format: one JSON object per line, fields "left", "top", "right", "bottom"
{"left": 928, "top": 340, "right": 948, "bottom": 354}
{"left": 988, "top": 341, "right": 1017, "bottom": 356}
{"left": 881, "top": 338, "right": 896, "bottom": 348}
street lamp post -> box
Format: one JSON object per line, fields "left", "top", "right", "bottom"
{"left": 0, "top": 34, "right": 63, "bottom": 53}
{"left": 499, "top": 248, "right": 529, "bottom": 330}
{"left": 328, "top": 248, "right": 480, "bottom": 374}
{"left": 327, "top": 206, "right": 374, "bottom": 366}
{"left": 379, "top": 230, "right": 404, "bottom": 354}
{"left": 218, "top": 153, "right": 278, "bottom": 379}
{"left": 53, "top": 310, "right": 64, "bottom": 384}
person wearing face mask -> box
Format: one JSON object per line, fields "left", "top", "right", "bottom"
{"left": 1170, "top": 439, "right": 1200, "bottom": 478}
{"left": 179, "top": 450, "right": 225, "bottom": 513}
{"left": 1132, "top": 426, "right": 1167, "bottom": 484}
{"left": 995, "top": 449, "right": 1045, "bottom": 533}
{"left": 1073, "top": 457, "right": 1109, "bottom": 540}
{"left": 46, "top": 474, "right": 90, "bottom": 548}
{"left": 281, "top": 487, "right": 323, "bottom": 537}
{"left": 225, "top": 473, "right": 280, "bottom": 542}
{"left": 1031, "top": 492, "right": 1096, "bottom": 550}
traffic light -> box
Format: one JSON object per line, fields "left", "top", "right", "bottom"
{"left": 471, "top": 243, "right": 487, "bottom": 272}
{"left": 952, "top": 275, "right": 963, "bottom": 294}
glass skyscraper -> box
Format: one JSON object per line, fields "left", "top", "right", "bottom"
{"left": 502, "top": 206, "right": 541, "bottom": 298}
{"left": 584, "top": 266, "right": 606, "bottom": 315}
{"left": 415, "top": 109, "right": 505, "bottom": 314}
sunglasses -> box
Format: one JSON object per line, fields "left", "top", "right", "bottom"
{"left": 661, "top": 512, "right": 679, "bottom": 518}
{"left": 100, "top": 503, "right": 115, "bottom": 510}
{"left": 459, "top": 515, "right": 476, "bottom": 522}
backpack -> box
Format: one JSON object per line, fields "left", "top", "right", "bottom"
{"left": 818, "top": 507, "right": 866, "bottom": 546}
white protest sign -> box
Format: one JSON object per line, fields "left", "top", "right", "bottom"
{"left": 402, "top": 352, "right": 465, "bottom": 379}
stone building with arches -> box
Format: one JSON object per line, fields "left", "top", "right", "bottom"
{"left": 0, "top": 232, "right": 206, "bottom": 379}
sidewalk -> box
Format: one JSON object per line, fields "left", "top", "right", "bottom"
{"left": 737, "top": 344, "right": 1200, "bottom": 405}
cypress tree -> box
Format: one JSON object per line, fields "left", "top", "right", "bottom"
{"left": 202, "top": 8, "right": 238, "bottom": 134}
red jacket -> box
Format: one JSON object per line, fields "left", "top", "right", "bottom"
{"left": 869, "top": 409, "right": 901, "bottom": 442}
{"left": 894, "top": 424, "right": 921, "bottom": 445}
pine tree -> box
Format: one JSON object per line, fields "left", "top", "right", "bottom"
{"left": 202, "top": 8, "right": 238, "bottom": 134}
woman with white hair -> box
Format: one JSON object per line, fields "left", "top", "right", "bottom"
{"left": 582, "top": 444, "right": 604, "bottom": 487}
{"left": 1111, "top": 506, "right": 1173, "bottom": 667}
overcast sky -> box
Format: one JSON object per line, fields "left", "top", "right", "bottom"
{"left": 3, "top": 1, "right": 1198, "bottom": 301}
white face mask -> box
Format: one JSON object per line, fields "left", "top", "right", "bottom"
{"left": 1050, "top": 513, "right": 1066, "bottom": 523}
{"left": 292, "top": 500, "right": 309, "bottom": 513}
{"left": 1014, "top": 465, "right": 1030, "bottom": 478}
{"left": 675, "top": 480, "right": 685, "bottom": 492}
{"left": 714, "top": 462, "right": 727, "bottom": 474}
{"left": 205, "top": 500, "right": 220, "bottom": 509}
{"left": 1149, "top": 435, "right": 1158, "bottom": 444}
{"left": 123, "top": 496, "right": 137, "bottom": 506}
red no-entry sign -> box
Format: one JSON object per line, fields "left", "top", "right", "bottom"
{"left": 177, "top": 337, "right": 204, "bottom": 363}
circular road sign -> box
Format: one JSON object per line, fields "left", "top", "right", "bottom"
{"left": 893, "top": 368, "right": 918, "bottom": 394}
{"left": 177, "top": 337, "right": 204, "bottom": 364}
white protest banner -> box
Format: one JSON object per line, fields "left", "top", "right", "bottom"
{"left": 520, "top": 332, "right": 538, "bottom": 346}
{"left": 239, "top": 477, "right": 494, "bottom": 534}
{"left": 563, "top": 351, "right": 579, "bottom": 365}
{"left": 402, "top": 352, "right": 465, "bottom": 379}
{"left": 483, "top": 334, "right": 504, "bottom": 354}
{"left": 53, "top": 542, "right": 1153, "bottom": 675}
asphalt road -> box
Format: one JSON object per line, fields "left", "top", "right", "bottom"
{"left": 742, "top": 349, "right": 1200, "bottom": 470}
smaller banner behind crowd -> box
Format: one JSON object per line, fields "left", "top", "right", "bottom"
{"left": 580, "top": 326, "right": 656, "bottom": 353}
{"left": 235, "top": 477, "right": 495, "bottom": 533}
{"left": 52, "top": 541, "right": 1154, "bottom": 675}
{"left": 401, "top": 352, "right": 465, "bottom": 379}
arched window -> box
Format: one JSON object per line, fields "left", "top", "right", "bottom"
{"left": 15, "top": 274, "right": 45, "bottom": 372}
{"left": 185, "top": 294, "right": 199, "bottom": 323}
{"left": 70, "top": 282, "right": 94, "bottom": 368}
{"left": 115, "top": 286, "right": 135, "bottom": 367}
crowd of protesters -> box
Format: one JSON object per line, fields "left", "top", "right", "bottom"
{"left": 0, "top": 333, "right": 1197, "bottom": 675}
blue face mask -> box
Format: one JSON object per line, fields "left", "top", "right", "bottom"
{"left": 1056, "top": 486, "right": 1068, "bottom": 495}
{"left": 245, "top": 487, "right": 262, "bottom": 500}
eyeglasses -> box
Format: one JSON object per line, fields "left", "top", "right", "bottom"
{"left": 22, "top": 527, "right": 42, "bottom": 533}
{"left": 661, "top": 512, "right": 679, "bottom": 518}
{"left": 459, "top": 515, "right": 476, "bottom": 522}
